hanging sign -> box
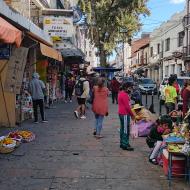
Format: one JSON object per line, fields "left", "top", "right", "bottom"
{"left": 43, "top": 16, "right": 74, "bottom": 38}
{"left": 0, "top": 44, "right": 11, "bottom": 59}
{"left": 4, "top": 47, "right": 29, "bottom": 93}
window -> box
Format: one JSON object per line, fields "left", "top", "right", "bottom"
{"left": 178, "top": 31, "right": 184, "bottom": 47}
{"left": 150, "top": 47, "right": 153, "bottom": 57}
{"left": 157, "top": 43, "right": 160, "bottom": 54}
{"left": 89, "top": 51, "right": 92, "bottom": 57}
{"left": 165, "top": 38, "right": 170, "bottom": 52}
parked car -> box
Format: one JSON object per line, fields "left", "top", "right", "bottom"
{"left": 138, "top": 78, "right": 157, "bottom": 94}
{"left": 158, "top": 76, "right": 190, "bottom": 99}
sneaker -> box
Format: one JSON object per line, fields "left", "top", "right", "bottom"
{"left": 64, "top": 100, "right": 67, "bottom": 103}
{"left": 42, "top": 120, "right": 48, "bottom": 123}
{"left": 70, "top": 100, "right": 72, "bottom": 103}
{"left": 34, "top": 121, "right": 39, "bottom": 124}
{"left": 80, "top": 115, "right": 86, "bottom": 119}
{"left": 120, "top": 145, "right": 134, "bottom": 151}
{"left": 74, "top": 111, "right": 79, "bottom": 118}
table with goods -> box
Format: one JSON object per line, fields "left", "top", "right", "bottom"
{"left": 162, "top": 112, "right": 190, "bottom": 186}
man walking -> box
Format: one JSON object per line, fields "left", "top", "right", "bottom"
{"left": 110, "top": 77, "right": 120, "bottom": 104}
{"left": 74, "top": 72, "right": 90, "bottom": 119}
{"left": 29, "top": 72, "right": 47, "bottom": 123}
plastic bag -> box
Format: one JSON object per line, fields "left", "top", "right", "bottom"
{"left": 130, "top": 123, "right": 138, "bottom": 138}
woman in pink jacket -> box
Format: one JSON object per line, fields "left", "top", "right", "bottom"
{"left": 92, "top": 78, "right": 109, "bottom": 138}
{"left": 118, "top": 82, "right": 135, "bottom": 151}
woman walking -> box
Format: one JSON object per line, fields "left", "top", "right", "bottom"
{"left": 92, "top": 78, "right": 109, "bottom": 139}
{"left": 118, "top": 82, "right": 135, "bottom": 151}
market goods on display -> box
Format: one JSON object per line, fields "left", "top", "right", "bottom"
{"left": 0, "top": 130, "right": 35, "bottom": 154}
{"left": 17, "top": 130, "right": 35, "bottom": 142}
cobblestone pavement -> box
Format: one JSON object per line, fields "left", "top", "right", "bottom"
{"left": 0, "top": 98, "right": 189, "bottom": 190}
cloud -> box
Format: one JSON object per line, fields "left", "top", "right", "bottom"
{"left": 170, "top": 0, "right": 185, "bottom": 4}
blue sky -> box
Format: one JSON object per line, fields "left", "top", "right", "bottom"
{"left": 139, "top": 0, "right": 185, "bottom": 35}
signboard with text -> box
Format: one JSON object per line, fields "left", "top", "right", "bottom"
{"left": 4, "top": 47, "right": 28, "bottom": 94}
{"left": 43, "top": 16, "right": 74, "bottom": 38}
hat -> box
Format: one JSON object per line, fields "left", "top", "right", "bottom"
{"left": 133, "top": 104, "right": 144, "bottom": 110}
{"left": 32, "top": 72, "right": 40, "bottom": 79}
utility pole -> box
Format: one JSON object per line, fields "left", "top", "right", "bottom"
{"left": 120, "top": 28, "right": 127, "bottom": 78}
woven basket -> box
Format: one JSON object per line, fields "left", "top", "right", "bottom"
{"left": 0, "top": 146, "right": 15, "bottom": 154}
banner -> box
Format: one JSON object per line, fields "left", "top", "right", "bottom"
{"left": 4, "top": 47, "right": 29, "bottom": 93}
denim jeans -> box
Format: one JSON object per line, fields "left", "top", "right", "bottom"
{"left": 95, "top": 114, "right": 104, "bottom": 135}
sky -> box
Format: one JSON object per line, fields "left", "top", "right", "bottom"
{"left": 139, "top": 0, "right": 185, "bottom": 35}
{"left": 109, "top": 0, "right": 186, "bottom": 61}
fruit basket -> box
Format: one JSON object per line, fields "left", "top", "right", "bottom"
{"left": 17, "top": 131, "right": 35, "bottom": 143}
{"left": 0, "top": 137, "right": 16, "bottom": 154}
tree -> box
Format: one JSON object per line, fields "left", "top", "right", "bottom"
{"left": 79, "top": 0, "right": 150, "bottom": 66}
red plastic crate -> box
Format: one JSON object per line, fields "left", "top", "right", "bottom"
{"left": 162, "top": 149, "right": 185, "bottom": 177}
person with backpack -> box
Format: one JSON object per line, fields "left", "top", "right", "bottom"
{"left": 74, "top": 72, "right": 90, "bottom": 119}
{"left": 65, "top": 75, "right": 75, "bottom": 103}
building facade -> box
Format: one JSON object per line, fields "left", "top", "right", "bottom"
{"left": 149, "top": 10, "right": 185, "bottom": 82}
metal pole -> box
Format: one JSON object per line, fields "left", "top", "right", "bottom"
{"left": 149, "top": 90, "right": 155, "bottom": 113}
{"left": 123, "top": 38, "right": 125, "bottom": 77}
{"left": 145, "top": 91, "right": 148, "bottom": 108}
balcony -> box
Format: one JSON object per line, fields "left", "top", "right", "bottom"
{"left": 183, "top": 46, "right": 190, "bottom": 58}
{"left": 183, "top": 14, "right": 190, "bottom": 27}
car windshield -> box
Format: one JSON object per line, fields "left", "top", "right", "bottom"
{"left": 140, "top": 78, "right": 154, "bottom": 84}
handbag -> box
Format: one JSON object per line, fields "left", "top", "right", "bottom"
{"left": 87, "top": 91, "right": 94, "bottom": 104}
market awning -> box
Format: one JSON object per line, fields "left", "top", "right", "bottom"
{"left": 61, "top": 48, "right": 85, "bottom": 58}
{"left": 0, "top": 17, "right": 22, "bottom": 47}
{"left": 40, "top": 43, "right": 62, "bottom": 61}
{"left": 93, "top": 67, "right": 122, "bottom": 72}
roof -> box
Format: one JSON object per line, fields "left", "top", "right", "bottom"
{"left": 131, "top": 37, "right": 150, "bottom": 57}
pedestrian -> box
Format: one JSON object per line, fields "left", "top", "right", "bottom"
{"left": 118, "top": 82, "right": 135, "bottom": 151}
{"left": 164, "top": 76, "right": 177, "bottom": 114}
{"left": 65, "top": 76, "right": 75, "bottom": 103}
{"left": 60, "top": 72, "right": 66, "bottom": 100}
{"left": 92, "top": 78, "right": 109, "bottom": 138}
{"left": 182, "top": 79, "right": 190, "bottom": 117}
{"left": 110, "top": 77, "right": 120, "bottom": 104}
{"left": 74, "top": 72, "right": 90, "bottom": 119}
{"left": 29, "top": 72, "right": 48, "bottom": 124}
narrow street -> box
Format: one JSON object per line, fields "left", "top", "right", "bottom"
{"left": 0, "top": 98, "right": 189, "bottom": 190}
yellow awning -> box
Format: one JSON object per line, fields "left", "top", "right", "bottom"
{"left": 40, "top": 43, "right": 62, "bottom": 61}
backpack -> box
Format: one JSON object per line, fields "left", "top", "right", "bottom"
{"left": 75, "top": 80, "right": 86, "bottom": 96}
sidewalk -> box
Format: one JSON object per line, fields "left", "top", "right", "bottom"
{"left": 0, "top": 99, "right": 189, "bottom": 190}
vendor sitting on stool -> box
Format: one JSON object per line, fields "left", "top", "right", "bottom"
{"left": 147, "top": 115, "right": 173, "bottom": 165}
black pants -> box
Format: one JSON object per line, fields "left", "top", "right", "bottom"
{"left": 33, "top": 99, "right": 45, "bottom": 122}
{"left": 65, "top": 88, "right": 73, "bottom": 101}
{"left": 112, "top": 91, "right": 118, "bottom": 104}
{"left": 165, "top": 102, "right": 175, "bottom": 114}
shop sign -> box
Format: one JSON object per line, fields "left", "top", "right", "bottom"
{"left": 0, "top": 44, "right": 11, "bottom": 59}
{"left": 43, "top": 16, "right": 74, "bottom": 38}
{"left": 4, "top": 47, "right": 28, "bottom": 94}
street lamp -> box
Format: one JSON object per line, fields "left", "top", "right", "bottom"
{"left": 119, "top": 28, "right": 128, "bottom": 77}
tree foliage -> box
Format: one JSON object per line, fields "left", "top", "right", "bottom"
{"left": 79, "top": 0, "right": 150, "bottom": 65}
